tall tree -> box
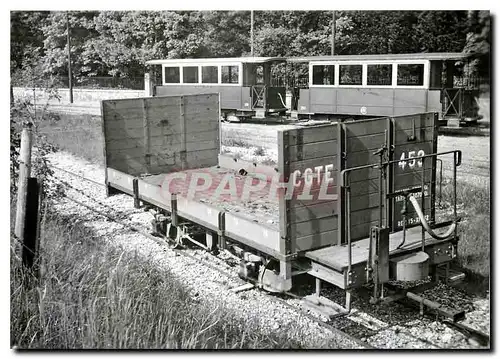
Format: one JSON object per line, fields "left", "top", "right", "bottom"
{"left": 463, "top": 10, "right": 490, "bottom": 78}
{"left": 202, "top": 11, "right": 251, "bottom": 57}
{"left": 11, "top": 11, "right": 49, "bottom": 70}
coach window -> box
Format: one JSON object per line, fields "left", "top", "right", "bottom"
{"left": 312, "top": 65, "right": 335, "bottom": 85}
{"left": 202, "top": 66, "right": 218, "bottom": 84}
{"left": 183, "top": 66, "right": 199, "bottom": 83}
{"left": 164, "top": 67, "right": 180, "bottom": 83}
{"left": 221, "top": 65, "right": 239, "bottom": 84}
{"left": 339, "top": 65, "right": 362, "bottom": 85}
{"left": 397, "top": 64, "right": 424, "bottom": 86}
{"left": 367, "top": 64, "right": 392, "bottom": 85}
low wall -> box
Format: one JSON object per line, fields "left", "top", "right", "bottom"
{"left": 13, "top": 87, "right": 146, "bottom": 113}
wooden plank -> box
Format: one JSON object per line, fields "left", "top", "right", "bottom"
{"left": 290, "top": 215, "right": 337, "bottom": 239}
{"left": 109, "top": 148, "right": 219, "bottom": 176}
{"left": 224, "top": 212, "right": 281, "bottom": 252}
{"left": 103, "top": 107, "right": 145, "bottom": 124}
{"left": 278, "top": 130, "right": 290, "bottom": 257}
{"left": 394, "top": 125, "right": 435, "bottom": 143}
{"left": 137, "top": 178, "right": 171, "bottom": 210}
{"left": 102, "top": 98, "right": 145, "bottom": 111}
{"left": 104, "top": 119, "right": 218, "bottom": 140}
{"left": 350, "top": 207, "right": 387, "bottom": 227}
{"left": 295, "top": 229, "right": 338, "bottom": 252}
{"left": 287, "top": 140, "right": 337, "bottom": 162}
{"left": 308, "top": 262, "right": 346, "bottom": 288}
{"left": 103, "top": 113, "right": 216, "bottom": 132}
{"left": 107, "top": 140, "right": 218, "bottom": 154}
{"left": 344, "top": 127, "right": 434, "bottom": 156}
{"left": 346, "top": 145, "right": 435, "bottom": 169}
{"left": 289, "top": 199, "right": 337, "bottom": 224}
{"left": 106, "top": 130, "right": 218, "bottom": 151}
{"left": 183, "top": 93, "right": 219, "bottom": 106}
{"left": 346, "top": 132, "right": 386, "bottom": 153}
{"left": 177, "top": 196, "right": 220, "bottom": 231}
{"left": 392, "top": 112, "right": 435, "bottom": 130}
{"left": 184, "top": 107, "right": 219, "bottom": 118}
{"left": 179, "top": 96, "right": 187, "bottom": 170}
{"left": 349, "top": 192, "right": 382, "bottom": 212}
{"left": 288, "top": 183, "right": 338, "bottom": 204}
{"left": 103, "top": 114, "right": 177, "bottom": 130}
{"left": 344, "top": 117, "right": 390, "bottom": 138}
{"left": 288, "top": 156, "right": 337, "bottom": 174}
{"left": 306, "top": 225, "right": 449, "bottom": 271}
{"left": 107, "top": 168, "right": 135, "bottom": 192}
{"left": 282, "top": 124, "right": 338, "bottom": 145}
{"left": 348, "top": 178, "right": 379, "bottom": 197}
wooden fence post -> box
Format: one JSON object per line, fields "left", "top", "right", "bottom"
{"left": 15, "top": 123, "right": 33, "bottom": 240}
{"left": 22, "top": 178, "right": 41, "bottom": 269}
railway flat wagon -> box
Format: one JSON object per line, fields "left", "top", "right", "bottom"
{"left": 101, "top": 93, "right": 462, "bottom": 313}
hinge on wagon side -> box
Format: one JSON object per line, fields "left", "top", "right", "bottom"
{"left": 407, "top": 118, "right": 417, "bottom": 142}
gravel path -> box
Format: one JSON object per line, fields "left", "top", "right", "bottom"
{"left": 46, "top": 150, "right": 490, "bottom": 349}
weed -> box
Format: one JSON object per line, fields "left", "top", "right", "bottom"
{"left": 36, "top": 112, "right": 104, "bottom": 164}
{"left": 439, "top": 178, "right": 490, "bottom": 279}
{"left": 253, "top": 146, "right": 266, "bottom": 156}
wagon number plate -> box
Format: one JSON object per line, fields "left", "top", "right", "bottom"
{"left": 398, "top": 149, "right": 425, "bottom": 170}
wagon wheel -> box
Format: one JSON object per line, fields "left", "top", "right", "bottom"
{"left": 257, "top": 259, "right": 281, "bottom": 293}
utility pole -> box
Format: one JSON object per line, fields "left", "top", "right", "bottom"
{"left": 331, "top": 11, "right": 336, "bottom": 56}
{"left": 66, "top": 11, "right": 73, "bottom": 104}
{"left": 250, "top": 10, "right": 254, "bottom": 56}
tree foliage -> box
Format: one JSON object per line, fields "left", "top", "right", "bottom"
{"left": 463, "top": 10, "right": 490, "bottom": 78}
{"left": 10, "top": 10, "right": 489, "bottom": 83}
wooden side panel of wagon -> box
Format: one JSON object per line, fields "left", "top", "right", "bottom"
{"left": 278, "top": 124, "right": 339, "bottom": 253}
{"left": 390, "top": 112, "right": 438, "bottom": 231}
{"left": 338, "top": 113, "right": 438, "bottom": 242}
{"left": 101, "top": 94, "right": 220, "bottom": 178}
{"left": 339, "top": 117, "right": 392, "bottom": 242}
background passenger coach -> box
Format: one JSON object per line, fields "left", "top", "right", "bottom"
{"left": 146, "top": 57, "right": 288, "bottom": 121}
{"left": 287, "top": 52, "right": 479, "bottom": 122}
{"left": 146, "top": 53, "right": 480, "bottom": 125}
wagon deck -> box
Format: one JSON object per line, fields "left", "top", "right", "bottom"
{"left": 140, "top": 167, "right": 280, "bottom": 228}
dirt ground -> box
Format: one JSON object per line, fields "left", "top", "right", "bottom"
{"left": 437, "top": 135, "right": 490, "bottom": 188}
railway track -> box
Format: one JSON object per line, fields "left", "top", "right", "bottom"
{"left": 47, "top": 164, "right": 490, "bottom": 349}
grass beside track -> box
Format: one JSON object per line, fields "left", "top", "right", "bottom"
{"left": 440, "top": 178, "right": 490, "bottom": 287}
{"left": 11, "top": 209, "right": 342, "bottom": 349}
{"left": 37, "top": 112, "right": 104, "bottom": 164}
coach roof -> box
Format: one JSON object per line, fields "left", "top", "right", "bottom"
{"left": 146, "top": 57, "right": 286, "bottom": 65}
{"left": 287, "top": 52, "right": 471, "bottom": 63}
